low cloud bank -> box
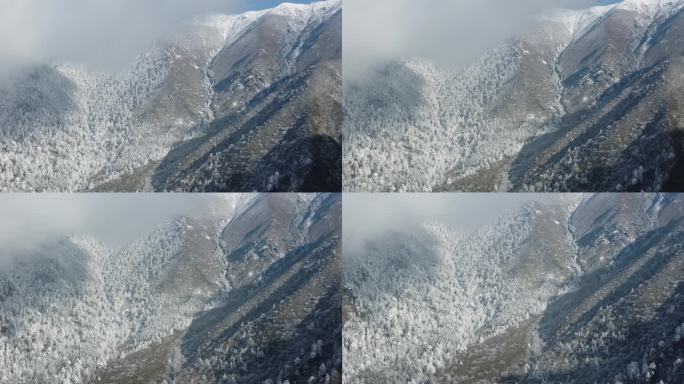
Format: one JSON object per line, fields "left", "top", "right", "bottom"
{"left": 343, "top": 193, "right": 581, "bottom": 254}
{"left": 0, "top": 194, "right": 228, "bottom": 265}
{"left": 0, "top": 0, "right": 243, "bottom": 75}
{"left": 343, "top": 0, "right": 599, "bottom": 81}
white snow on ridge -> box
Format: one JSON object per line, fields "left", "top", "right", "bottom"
{"left": 540, "top": 5, "right": 615, "bottom": 39}
{"left": 620, "top": 0, "right": 681, "bottom": 10}
{"left": 197, "top": 0, "right": 340, "bottom": 48}
{"left": 200, "top": 11, "right": 266, "bottom": 42}
{"left": 270, "top": 0, "right": 341, "bottom": 18}
{"left": 541, "top": 0, "right": 683, "bottom": 38}
{"left": 618, "top": 0, "right": 684, "bottom": 18}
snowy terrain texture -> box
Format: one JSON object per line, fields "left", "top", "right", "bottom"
{"left": 0, "top": 193, "right": 342, "bottom": 384}
{"left": 344, "top": 0, "right": 684, "bottom": 192}
{"left": 344, "top": 193, "right": 684, "bottom": 384}
{"left": 0, "top": 0, "right": 341, "bottom": 192}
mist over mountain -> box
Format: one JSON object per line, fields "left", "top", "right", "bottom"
{"left": 0, "top": 193, "right": 341, "bottom": 384}
{"left": 344, "top": 0, "right": 684, "bottom": 193}
{"left": 0, "top": 0, "right": 242, "bottom": 75}
{"left": 0, "top": 0, "right": 341, "bottom": 192}
{"left": 344, "top": 193, "right": 684, "bottom": 383}
{"left": 342, "top": 0, "right": 598, "bottom": 80}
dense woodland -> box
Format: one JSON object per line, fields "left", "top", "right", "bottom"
{"left": 344, "top": 203, "right": 573, "bottom": 382}
{"left": 344, "top": 194, "right": 684, "bottom": 383}
{"left": 0, "top": 220, "right": 199, "bottom": 383}
{"left": 0, "top": 49, "right": 183, "bottom": 192}
{"left": 0, "top": 193, "right": 343, "bottom": 384}
{"left": 344, "top": 0, "right": 684, "bottom": 192}
{"left": 344, "top": 44, "right": 533, "bottom": 192}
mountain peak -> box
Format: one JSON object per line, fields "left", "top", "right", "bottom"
{"left": 198, "top": 11, "right": 266, "bottom": 41}
{"left": 269, "top": 0, "right": 341, "bottom": 18}
{"left": 540, "top": 5, "right": 615, "bottom": 36}
{"left": 617, "top": 0, "right": 683, "bottom": 15}
{"left": 196, "top": 0, "right": 340, "bottom": 45}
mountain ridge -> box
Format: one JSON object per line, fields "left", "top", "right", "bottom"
{"left": 344, "top": 0, "right": 683, "bottom": 193}
{"left": 0, "top": 193, "right": 342, "bottom": 384}
{"left": 0, "top": 0, "right": 341, "bottom": 192}
{"left": 344, "top": 194, "right": 684, "bottom": 383}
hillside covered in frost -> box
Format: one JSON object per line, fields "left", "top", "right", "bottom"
{"left": 0, "top": 193, "right": 342, "bottom": 384}
{"left": 0, "top": 0, "right": 342, "bottom": 192}
{"left": 344, "top": 193, "right": 684, "bottom": 383}
{"left": 344, "top": 0, "right": 684, "bottom": 192}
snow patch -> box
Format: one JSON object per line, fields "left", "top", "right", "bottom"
{"left": 539, "top": 5, "right": 615, "bottom": 39}
{"left": 199, "top": 11, "right": 266, "bottom": 43}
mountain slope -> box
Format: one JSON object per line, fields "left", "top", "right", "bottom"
{"left": 510, "top": 1, "right": 684, "bottom": 192}
{"left": 0, "top": 193, "right": 341, "bottom": 384}
{"left": 344, "top": 194, "right": 684, "bottom": 383}
{"left": 0, "top": 0, "right": 341, "bottom": 192}
{"left": 343, "top": 0, "right": 683, "bottom": 192}
{"left": 343, "top": 197, "right": 581, "bottom": 382}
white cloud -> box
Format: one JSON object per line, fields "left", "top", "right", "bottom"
{"left": 0, "top": 194, "right": 230, "bottom": 264}
{"left": 0, "top": 0, "right": 241, "bottom": 74}
{"left": 343, "top": 193, "right": 578, "bottom": 254}
{"left": 343, "top": 0, "right": 598, "bottom": 80}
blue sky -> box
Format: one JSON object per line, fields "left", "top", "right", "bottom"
{"left": 242, "top": 0, "right": 316, "bottom": 11}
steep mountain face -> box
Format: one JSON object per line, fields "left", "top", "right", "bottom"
{"left": 496, "top": 193, "right": 684, "bottom": 384}
{"left": 343, "top": 194, "right": 684, "bottom": 384}
{"left": 344, "top": 0, "right": 683, "bottom": 192}
{"left": 169, "top": 193, "right": 342, "bottom": 384}
{"left": 0, "top": 193, "right": 341, "bottom": 384}
{"left": 0, "top": 0, "right": 341, "bottom": 193}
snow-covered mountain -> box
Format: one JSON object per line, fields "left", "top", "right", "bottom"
{"left": 0, "top": 0, "right": 341, "bottom": 192}
{"left": 344, "top": 0, "right": 683, "bottom": 192}
{"left": 343, "top": 193, "right": 684, "bottom": 383}
{"left": 0, "top": 193, "right": 341, "bottom": 384}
